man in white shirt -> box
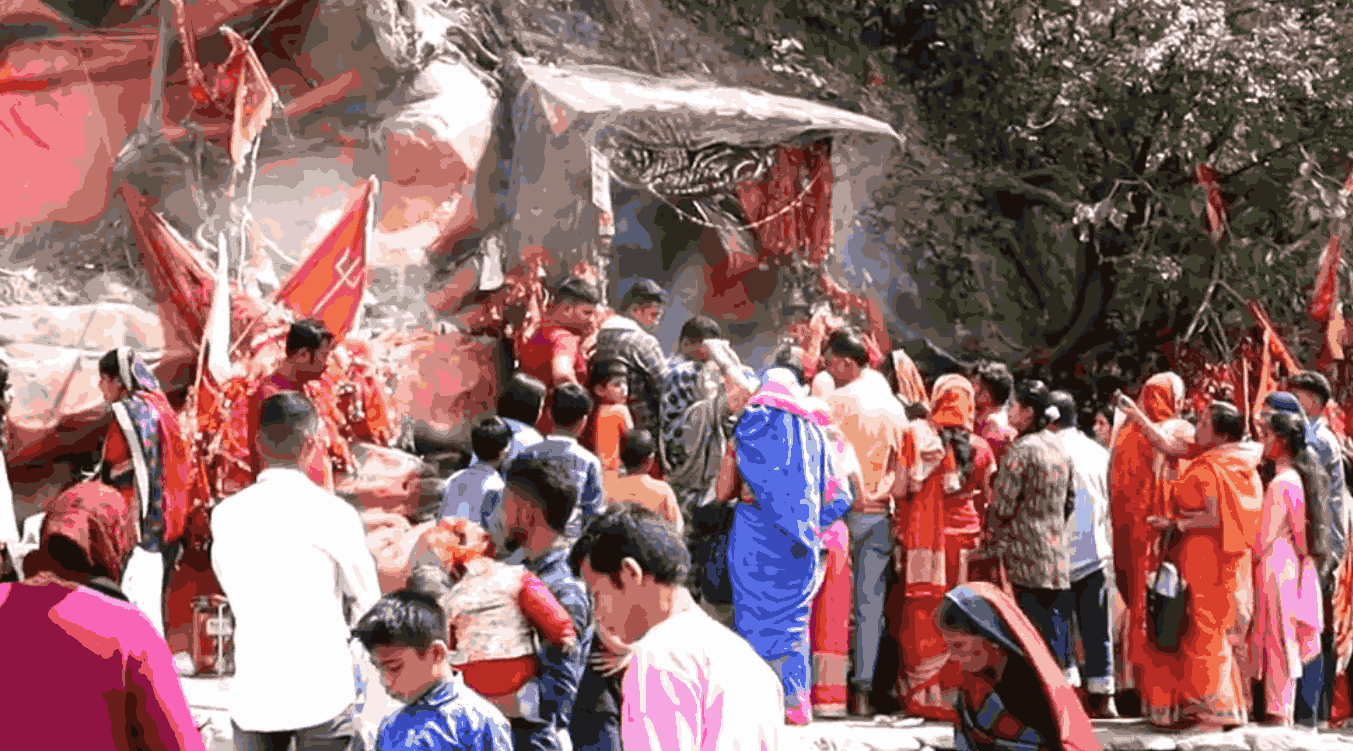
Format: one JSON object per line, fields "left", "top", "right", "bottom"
{"left": 212, "top": 391, "right": 382, "bottom": 750}
{"left": 570, "top": 504, "right": 784, "bottom": 751}
{"left": 1049, "top": 389, "right": 1117, "bottom": 719}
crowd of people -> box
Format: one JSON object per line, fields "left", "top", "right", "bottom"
{"left": 4, "top": 272, "right": 1353, "bottom": 751}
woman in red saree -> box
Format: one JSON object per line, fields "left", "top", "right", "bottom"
{"left": 937, "top": 583, "right": 1101, "bottom": 751}
{"left": 1109, "top": 372, "right": 1195, "bottom": 696}
{"left": 1139, "top": 401, "right": 1261, "bottom": 730}
{"left": 889, "top": 374, "right": 995, "bottom": 720}
{"left": 95, "top": 347, "right": 193, "bottom": 637}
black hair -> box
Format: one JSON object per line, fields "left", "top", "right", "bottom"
{"left": 569, "top": 504, "right": 690, "bottom": 587}
{"left": 589, "top": 360, "right": 630, "bottom": 389}
{"left": 770, "top": 344, "right": 805, "bottom": 386}
{"left": 470, "top": 416, "right": 512, "bottom": 464}
{"left": 1288, "top": 371, "right": 1334, "bottom": 409}
{"left": 1049, "top": 389, "right": 1076, "bottom": 430}
{"left": 502, "top": 455, "right": 578, "bottom": 533}
{"left": 1210, "top": 401, "right": 1244, "bottom": 442}
{"left": 976, "top": 362, "right": 1014, "bottom": 406}
{"left": 98, "top": 350, "right": 120, "bottom": 381}
{"left": 679, "top": 315, "right": 721, "bottom": 344}
{"left": 497, "top": 373, "right": 547, "bottom": 425}
{"left": 551, "top": 383, "right": 593, "bottom": 429}
{"left": 406, "top": 564, "right": 455, "bottom": 607}
{"left": 826, "top": 327, "right": 870, "bottom": 367}
{"left": 939, "top": 427, "right": 976, "bottom": 486}
{"left": 286, "top": 318, "right": 335, "bottom": 357}
{"left": 1268, "top": 410, "right": 1335, "bottom": 578}
{"left": 879, "top": 351, "right": 899, "bottom": 396}
{"left": 620, "top": 429, "right": 657, "bottom": 471}
{"left": 351, "top": 590, "right": 447, "bottom": 652}
{"left": 1015, "top": 380, "right": 1053, "bottom": 431}
{"left": 555, "top": 277, "right": 601, "bottom": 306}
{"left": 257, "top": 391, "right": 321, "bottom": 460}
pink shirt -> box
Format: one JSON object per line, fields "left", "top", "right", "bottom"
{"left": 0, "top": 574, "right": 207, "bottom": 750}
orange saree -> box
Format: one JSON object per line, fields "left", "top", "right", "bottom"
{"left": 1140, "top": 441, "right": 1262, "bottom": 728}
{"left": 888, "top": 375, "right": 993, "bottom": 721}
{"left": 1110, "top": 373, "right": 1194, "bottom": 690}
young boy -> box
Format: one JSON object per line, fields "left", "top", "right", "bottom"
{"left": 352, "top": 590, "right": 513, "bottom": 750}
{"left": 603, "top": 430, "right": 682, "bottom": 533}
{"left": 589, "top": 360, "right": 634, "bottom": 472}
{"left": 440, "top": 417, "right": 512, "bottom": 528}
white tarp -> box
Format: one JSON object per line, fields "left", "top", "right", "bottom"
{"left": 503, "top": 58, "right": 904, "bottom": 284}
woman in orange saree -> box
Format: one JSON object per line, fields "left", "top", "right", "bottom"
{"left": 888, "top": 374, "right": 996, "bottom": 720}
{"left": 1139, "top": 401, "right": 1261, "bottom": 730}
{"left": 1110, "top": 373, "right": 1195, "bottom": 698}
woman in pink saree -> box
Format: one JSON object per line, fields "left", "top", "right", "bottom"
{"left": 1255, "top": 408, "right": 1333, "bottom": 725}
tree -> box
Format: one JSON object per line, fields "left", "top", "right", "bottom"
{"left": 667, "top": 0, "right": 1353, "bottom": 389}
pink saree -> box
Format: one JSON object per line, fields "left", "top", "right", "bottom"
{"left": 1255, "top": 468, "right": 1323, "bottom": 721}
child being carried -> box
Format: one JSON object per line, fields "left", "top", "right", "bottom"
{"left": 416, "top": 518, "right": 578, "bottom": 716}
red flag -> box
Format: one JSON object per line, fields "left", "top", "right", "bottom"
{"left": 1195, "top": 164, "right": 1229, "bottom": 243}
{"left": 1254, "top": 329, "right": 1276, "bottom": 416}
{"left": 273, "top": 181, "right": 375, "bottom": 338}
{"left": 1311, "top": 235, "right": 1343, "bottom": 323}
{"left": 120, "top": 185, "right": 214, "bottom": 352}
{"left": 1248, "top": 302, "right": 1301, "bottom": 375}
{"left": 218, "top": 27, "right": 275, "bottom": 169}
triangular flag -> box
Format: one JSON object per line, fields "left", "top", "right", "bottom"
{"left": 273, "top": 180, "right": 377, "bottom": 339}
{"left": 204, "top": 232, "right": 233, "bottom": 384}
{"left": 219, "top": 27, "right": 276, "bottom": 170}
{"left": 1310, "top": 235, "right": 1342, "bottom": 323}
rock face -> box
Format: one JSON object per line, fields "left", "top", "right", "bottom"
{"left": 1, "top": 301, "right": 171, "bottom": 524}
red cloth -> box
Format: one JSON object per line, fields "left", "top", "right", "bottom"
{"left": 518, "top": 325, "right": 586, "bottom": 387}
{"left": 810, "top": 520, "right": 851, "bottom": 710}
{"left": 28, "top": 481, "right": 136, "bottom": 583}
{"left": 958, "top": 583, "right": 1102, "bottom": 751}
{"left": 0, "top": 573, "right": 208, "bottom": 750}
{"left": 273, "top": 182, "right": 373, "bottom": 339}
{"left": 518, "top": 571, "right": 576, "bottom": 648}
{"left": 459, "top": 656, "right": 540, "bottom": 698}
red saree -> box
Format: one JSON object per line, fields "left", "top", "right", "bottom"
{"left": 1140, "top": 441, "right": 1262, "bottom": 728}
{"left": 1110, "top": 372, "right": 1193, "bottom": 690}
{"left": 810, "top": 519, "right": 851, "bottom": 714}
{"left": 889, "top": 374, "right": 993, "bottom": 721}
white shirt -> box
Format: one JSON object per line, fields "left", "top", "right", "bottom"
{"left": 1056, "top": 426, "right": 1113, "bottom": 579}
{"left": 622, "top": 600, "right": 784, "bottom": 751}
{"left": 211, "top": 468, "right": 381, "bottom": 732}
{"left": 0, "top": 452, "right": 17, "bottom": 547}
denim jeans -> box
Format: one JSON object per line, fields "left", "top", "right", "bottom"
{"left": 1070, "top": 567, "right": 1115, "bottom": 694}
{"left": 848, "top": 513, "right": 890, "bottom": 692}
{"left": 1014, "top": 586, "right": 1075, "bottom": 672}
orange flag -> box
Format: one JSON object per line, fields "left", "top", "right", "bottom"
{"left": 273, "top": 181, "right": 376, "bottom": 339}
{"left": 1254, "top": 329, "right": 1276, "bottom": 416}
{"left": 1311, "top": 235, "right": 1343, "bottom": 324}
{"left": 218, "top": 27, "right": 276, "bottom": 169}
{"left": 1195, "top": 164, "right": 1229, "bottom": 243}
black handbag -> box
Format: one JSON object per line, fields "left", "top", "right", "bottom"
{"left": 1146, "top": 526, "right": 1190, "bottom": 651}
{"left": 690, "top": 487, "right": 737, "bottom": 606}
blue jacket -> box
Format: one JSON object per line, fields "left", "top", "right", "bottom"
{"left": 375, "top": 677, "right": 512, "bottom": 751}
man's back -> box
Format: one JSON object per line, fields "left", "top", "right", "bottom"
{"left": 826, "top": 369, "right": 908, "bottom": 510}
{"left": 211, "top": 468, "right": 381, "bottom": 733}
{"left": 439, "top": 464, "right": 505, "bottom": 527}
{"left": 1057, "top": 427, "right": 1112, "bottom": 576}
{"left": 605, "top": 473, "right": 682, "bottom": 531}
{"left": 622, "top": 605, "right": 783, "bottom": 751}
{"left": 0, "top": 574, "right": 207, "bottom": 750}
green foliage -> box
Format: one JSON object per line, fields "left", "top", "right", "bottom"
{"left": 666, "top": 0, "right": 1353, "bottom": 380}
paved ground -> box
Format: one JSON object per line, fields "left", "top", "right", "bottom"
{"left": 182, "top": 677, "right": 1353, "bottom": 751}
